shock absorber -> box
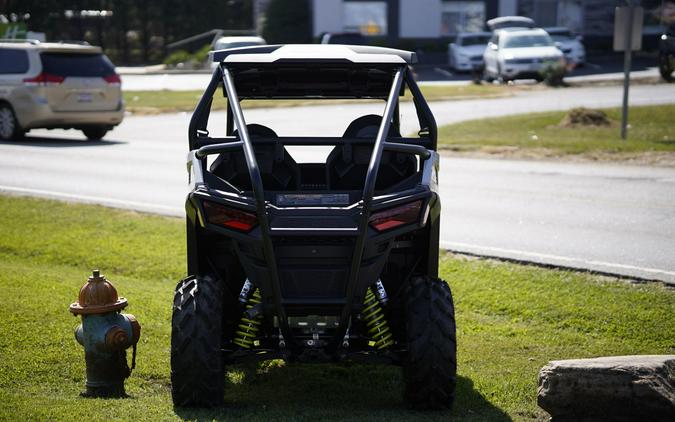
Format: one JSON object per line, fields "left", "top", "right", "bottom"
{"left": 361, "top": 281, "right": 394, "bottom": 349}
{"left": 233, "top": 280, "right": 263, "bottom": 349}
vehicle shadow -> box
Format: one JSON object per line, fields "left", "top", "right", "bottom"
{"left": 173, "top": 363, "right": 512, "bottom": 421}
{"left": 0, "top": 135, "right": 126, "bottom": 147}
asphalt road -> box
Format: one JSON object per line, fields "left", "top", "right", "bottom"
{"left": 1, "top": 84, "right": 674, "bottom": 283}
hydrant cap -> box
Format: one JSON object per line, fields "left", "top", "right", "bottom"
{"left": 69, "top": 270, "right": 128, "bottom": 315}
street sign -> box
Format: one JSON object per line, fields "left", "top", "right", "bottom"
{"left": 614, "top": 6, "right": 644, "bottom": 140}
{"left": 613, "top": 6, "right": 643, "bottom": 51}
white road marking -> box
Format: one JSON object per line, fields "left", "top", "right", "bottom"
{"left": 0, "top": 185, "right": 183, "bottom": 215}
{"left": 441, "top": 241, "right": 675, "bottom": 280}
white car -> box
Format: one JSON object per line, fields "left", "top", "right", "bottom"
{"left": 483, "top": 28, "right": 565, "bottom": 82}
{"left": 545, "top": 27, "right": 585, "bottom": 66}
{"left": 448, "top": 32, "right": 491, "bottom": 72}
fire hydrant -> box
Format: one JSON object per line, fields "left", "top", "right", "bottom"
{"left": 69, "top": 270, "right": 141, "bottom": 397}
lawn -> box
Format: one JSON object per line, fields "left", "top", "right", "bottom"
{"left": 437, "top": 104, "right": 675, "bottom": 160}
{"left": 123, "top": 84, "right": 513, "bottom": 115}
{"left": 0, "top": 195, "right": 673, "bottom": 421}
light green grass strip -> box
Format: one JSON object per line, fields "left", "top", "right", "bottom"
{"left": 438, "top": 104, "right": 675, "bottom": 156}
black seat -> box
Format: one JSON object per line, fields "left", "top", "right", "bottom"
{"left": 326, "top": 115, "right": 417, "bottom": 190}
{"left": 210, "top": 124, "right": 300, "bottom": 191}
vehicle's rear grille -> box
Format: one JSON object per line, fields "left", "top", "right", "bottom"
{"left": 278, "top": 267, "right": 347, "bottom": 298}
{"left": 274, "top": 237, "right": 352, "bottom": 298}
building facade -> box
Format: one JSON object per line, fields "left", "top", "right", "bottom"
{"left": 311, "top": 0, "right": 667, "bottom": 40}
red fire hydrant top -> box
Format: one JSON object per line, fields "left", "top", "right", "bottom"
{"left": 69, "top": 270, "right": 128, "bottom": 315}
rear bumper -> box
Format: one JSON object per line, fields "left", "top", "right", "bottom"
{"left": 187, "top": 186, "right": 436, "bottom": 310}
{"left": 15, "top": 101, "right": 124, "bottom": 130}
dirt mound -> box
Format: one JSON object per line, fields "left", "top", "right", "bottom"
{"left": 559, "top": 108, "right": 614, "bottom": 128}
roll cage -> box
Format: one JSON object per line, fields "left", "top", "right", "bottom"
{"left": 186, "top": 46, "right": 439, "bottom": 353}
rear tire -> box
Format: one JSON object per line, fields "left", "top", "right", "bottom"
{"left": 82, "top": 127, "right": 108, "bottom": 140}
{"left": 0, "top": 104, "right": 23, "bottom": 141}
{"left": 403, "top": 276, "right": 457, "bottom": 410}
{"left": 171, "top": 275, "right": 225, "bottom": 407}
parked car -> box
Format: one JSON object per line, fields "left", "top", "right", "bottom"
{"left": 545, "top": 27, "right": 585, "bottom": 66}
{"left": 448, "top": 32, "right": 491, "bottom": 72}
{"left": 483, "top": 28, "right": 566, "bottom": 82}
{"left": 0, "top": 39, "right": 123, "bottom": 141}
{"left": 320, "top": 32, "right": 367, "bottom": 45}
{"left": 658, "top": 28, "right": 675, "bottom": 82}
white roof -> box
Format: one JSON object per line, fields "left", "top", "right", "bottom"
{"left": 0, "top": 40, "right": 101, "bottom": 53}
{"left": 214, "top": 36, "right": 266, "bottom": 44}
{"left": 214, "top": 44, "right": 415, "bottom": 65}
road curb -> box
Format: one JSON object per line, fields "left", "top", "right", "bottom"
{"left": 443, "top": 247, "right": 675, "bottom": 287}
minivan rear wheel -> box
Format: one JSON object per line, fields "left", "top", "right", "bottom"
{"left": 0, "top": 104, "right": 23, "bottom": 141}
{"left": 82, "top": 127, "right": 108, "bottom": 140}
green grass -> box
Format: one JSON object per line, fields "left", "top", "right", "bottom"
{"left": 0, "top": 195, "right": 673, "bottom": 421}
{"left": 438, "top": 104, "right": 675, "bottom": 158}
{"left": 123, "top": 84, "right": 512, "bottom": 115}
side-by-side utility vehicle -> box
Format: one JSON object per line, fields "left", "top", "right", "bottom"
{"left": 171, "top": 44, "right": 457, "bottom": 409}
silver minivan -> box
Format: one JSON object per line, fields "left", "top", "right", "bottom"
{"left": 0, "top": 40, "right": 124, "bottom": 141}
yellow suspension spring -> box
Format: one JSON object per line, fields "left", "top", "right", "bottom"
{"left": 233, "top": 288, "right": 262, "bottom": 349}
{"left": 362, "top": 287, "right": 394, "bottom": 349}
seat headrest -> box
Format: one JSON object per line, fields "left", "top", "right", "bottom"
{"left": 343, "top": 114, "right": 401, "bottom": 138}
{"left": 233, "top": 124, "right": 278, "bottom": 138}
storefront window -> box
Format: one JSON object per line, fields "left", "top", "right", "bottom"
{"left": 343, "top": 1, "right": 388, "bottom": 35}
{"left": 441, "top": 1, "right": 486, "bottom": 35}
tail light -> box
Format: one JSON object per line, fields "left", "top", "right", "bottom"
{"left": 23, "top": 72, "right": 65, "bottom": 86}
{"left": 202, "top": 201, "right": 257, "bottom": 232}
{"left": 103, "top": 74, "right": 121, "bottom": 85}
{"left": 369, "top": 200, "right": 423, "bottom": 232}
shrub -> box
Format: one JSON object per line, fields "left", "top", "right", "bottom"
{"left": 539, "top": 61, "right": 566, "bottom": 87}
{"left": 163, "top": 49, "right": 192, "bottom": 66}
{"left": 192, "top": 44, "right": 212, "bottom": 64}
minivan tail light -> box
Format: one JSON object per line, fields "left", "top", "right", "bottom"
{"left": 202, "top": 201, "right": 257, "bottom": 232}
{"left": 369, "top": 200, "right": 423, "bottom": 232}
{"left": 103, "top": 74, "right": 121, "bottom": 85}
{"left": 23, "top": 72, "right": 65, "bottom": 85}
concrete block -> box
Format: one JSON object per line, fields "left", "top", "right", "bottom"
{"left": 538, "top": 355, "right": 675, "bottom": 422}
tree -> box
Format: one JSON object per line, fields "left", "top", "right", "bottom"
{"left": 262, "top": 0, "right": 310, "bottom": 44}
